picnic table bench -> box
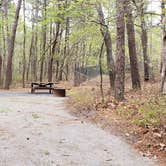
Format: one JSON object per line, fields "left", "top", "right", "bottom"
{"left": 31, "top": 82, "right": 66, "bottom": 97}
{"left": 31, "top": 82, "right": 56, "bottom": 94}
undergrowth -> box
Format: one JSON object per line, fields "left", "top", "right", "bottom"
{"left": 69, "top": 87, "right": 96, "bottom": 110}
{"left": 117, "top": 95, "right": 166, "bottom": 128}
{"left": 70, "top": 84, "right": 166, "bottom": 129}
{"left": 69, "top": 79, "right": 166, "bottom": 162}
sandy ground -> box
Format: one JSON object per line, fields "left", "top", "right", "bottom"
{"left": 0, "top": 92, "right": 157, "bottom": 166}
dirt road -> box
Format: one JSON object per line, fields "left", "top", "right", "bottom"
{"left": 0, "top": 92, "right": 157, "bottom": 166}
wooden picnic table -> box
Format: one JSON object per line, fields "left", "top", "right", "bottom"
{"left": 31, "top": 82, "right": 58, "bottom": 94}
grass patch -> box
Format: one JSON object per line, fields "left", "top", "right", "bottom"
{"left": 0, "top": 107, "right": 11, "bottom": 113}
{"left": 70, "top": 88, "right": 95, "bottom": 109}
{"left": 117, "top": 95, "right": 166, "bottom": 128}
{"left": 43, "top": 150, "right": 50, "bottom": 155}
{"left": 32, "top": 113, "right": 40, "bottom": 119}
{"left": 67, "top": 89, "right": 78, "bottom": 96}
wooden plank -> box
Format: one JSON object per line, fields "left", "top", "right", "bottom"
{"left": 31, "top": 82, "right": 56, "bottom": 94}
{"left": 53, "top": 88, "right": 66, "bottom": 97}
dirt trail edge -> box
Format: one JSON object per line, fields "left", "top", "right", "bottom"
{"left": 0, "top": 92, "right": 157, "bottom": 166}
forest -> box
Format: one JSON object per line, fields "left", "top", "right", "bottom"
{"left": 0, "top": 0, "right": 165, "bottom": 97}
{"left": 0, "top": 0, "right": 166, "bottom": 165}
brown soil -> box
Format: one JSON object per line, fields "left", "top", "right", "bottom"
{"left": 67, "top": 76, "right": 166, "bottom": 166}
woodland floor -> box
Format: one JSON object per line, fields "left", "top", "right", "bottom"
{"left": 0, "top": 91, "right": 157, "bottom": 166}
{"left": 68, "top": 75, "right": 166, "bottom": 166}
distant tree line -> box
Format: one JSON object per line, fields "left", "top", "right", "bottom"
{"left": 0, "top": 0, "right": 165, "bottom": 100}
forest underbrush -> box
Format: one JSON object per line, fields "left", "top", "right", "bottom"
{"left": 68, "top": 75, "right": 166, "bottom": 165}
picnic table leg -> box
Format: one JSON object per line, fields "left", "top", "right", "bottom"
{"left": 31, "top": 83, "right": 34, "bottom": 93}
{"left": 31, "top": 87, "right": 35, "bottom": 93}
{"left": 49, "top": 85, "right": 52, "bottom": 94}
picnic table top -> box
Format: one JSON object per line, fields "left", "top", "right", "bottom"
{"left": 31, "top": 82, "right": 59, "bottom": 85}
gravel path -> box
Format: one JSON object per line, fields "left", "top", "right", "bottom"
{"left": 0, "top": 92, "right": 157, "bottom": 166}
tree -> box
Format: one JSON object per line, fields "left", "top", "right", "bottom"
{"left": 125, "top": 0, "right": 141, "bottom": 89}
{"left": 4, "top": 0, "right": 22, "bottom": 89}
{"left": 114, "top": 0, "right": 125, "bottom": 101}
{"left": 63, "top": 16, "right": 70, "bottom": 81}
{"left": 99, "top": 41, "right": 105, "bottom": 102}
{"left": 0, "top": 55, "right": 2, "bottom": 85}
{"left": 140, "top": 0, "right": 150, "bottom": 81}
{"left": 161, "top": 0, "right": 166, "bottom": 94}
{"left": 0, "top": 0, "right": 162, "bottom": 96}
{"left": 96, "top": 1, "right": 115, "bottom": 91}
{"left": 40, "top": 0, "right": 47, "bottom": 82}
{"left": 22, "top": 0, "right": 26, "bottom": 88}
{"left": 26, "top": 21, "right": 34, "bottom": 81}
{"left": 161, "top": 34, "right": 166, "bottom": 94}
{"left": 132, "top": 0, "right": 150, "bottom": 81}
{"left": 48, "top": 22, "right": 60, "bottom": 82}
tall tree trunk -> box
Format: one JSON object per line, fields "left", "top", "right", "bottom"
{"left": 55, "top": 60, "right": 59, "bottom": 80}
{"left": 2, "top": 0, "right": 9, "bottom": 86}
{"left": 125, "top": 0, "right": 141, "bottom": 89}
{"left": 64, "top": 0, "right": 70, "bottom": 81}
{"left": 48, "top": 23, "right": 60, "bottom": 82}
{"left": 114, "top": 0, "right": 125, "bottom": 101}
{"left": 47, "top": 22, "right": 53, "bottom": 82}
{"left": 96, "top": 2, "right": 115, "bottom": 91}
{"left": 26, "top": 34, "right": 33, "bottom": 81}
{"left": 64, "top": 17, "right": 70, "bottom": 81}
{"left": 0, "top": 55, "right": 2, "bottom": 85}
{"left": 4, "top": 0, "right": 10, "bottom": 45}
{"left": 0, "top": 23, "right": 3, "bottom": 86}
{"left": 161, "top": 0, "right": 166, "bottom": 94}
{"left": 161, "top": 34, "right": 166, "bottom": 94}
{"left": 40, "top": 0, "right": 47, "bottom": 82}
{"left": 140, "top": 1, "right": 150, "bottom": 81}
{"left": 32, "top": 29, "right": 38, "bottom": 81}
{"left": 2, "top": 21, "right": 6, "bottom": 86}
{"left": 22, "top": 0, "right": 26, "bottom": 88}
{"left": 99, "top": 42, "right": 105, "bottom": 102}
{"left": 58, "top": 27, "right": 65, "bottom": 81}
{"left": 29, "top": 3, "right": 39, "bottom": 82}
{"left": 132, "top": 0, "right": 150, "bottom": 81}
{"left": 160, "top": 0, "right": 166, "bottom": 73}
{"left": 27, "top": 21, "right": 34, "bottom": 81}
{"left": 4, "top": 0, "right": 22, "bottom": 89}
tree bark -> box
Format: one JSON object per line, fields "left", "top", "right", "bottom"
{"left": 26, "top": 31, "right": 34, "bottom": 81}
{"left": 114, "top": 0, "right": 125, "bottom": 101}
{"left": 140, "top": 1, "right": 150, "bottom": 81}
{"left": 2, "top": 21, "right": 6, "bottom": 86}
{"left": 132, "top": 0, "right": 150, "bottom": 81}
{"left": 40, "top": 0, "right": 47, "bottom": 82}
{"left": 2, "top": 0, "right": 9, "bottom": 86}
{"left": 64, "top": 17, "right": 70, "bottom": 81}
{"left": 4, "top": 0, "right": 22, "bottom": 89}
{"left": 125, "top": 0, "right": 141, "bottom": 89}
{"left": 28, "top": 3, "right": 39, "bottom": 82}
{"left": 0, "top": 55, "right": 2, "bottom": 85}
{"left": 22, "top": 0, "right": 26, "bottom": 88}
{"left": 161, "top": 0, "right": 166, "bottom": 94}
{"left": 161, "top": 0, "right": 166, "bottom": 73}
{"left": 33, "top": 28, "right": 38, "bottom": 81}
{"left": 48, "top": 23, "right": 60, "bottom": 82}
{"left": 99, "top": 42, "right": 105, "bottom": 102}
{"left": 96, "top": 2, "right": 115, "bottom": 91}
{"left": 161, "top": 34, "right": 166, "bottom": 94}
{"left": 26, "top": 20, "right": 35, "bottom": 81}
